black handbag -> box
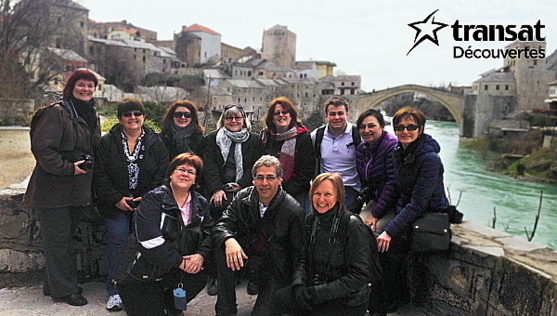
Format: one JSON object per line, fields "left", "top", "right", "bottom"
{"left": 411, "top": 212, "right": 451, "bottom": 252}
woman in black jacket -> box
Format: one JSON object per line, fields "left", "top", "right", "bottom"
{"left": 261, "top": 97, "right": 315, "bottom": 209}
{"left": 94, "top": 98, "right": 169, "bottom": 311}
{"left": 159, "top": 100, "right": 204, "bottom": 160}
{"left": 273, "top": 173, "right": 380, "bottom": 316}
{"left": 116, "top": 153, "right": 213, "bottom": 316}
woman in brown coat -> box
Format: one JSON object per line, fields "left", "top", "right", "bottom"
{"left": 25, "top": 69, "right": 101, "bottom": 306}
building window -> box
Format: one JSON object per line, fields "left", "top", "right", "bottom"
{"left": 351, "top": 82, "right": 355, "bottom": 86}
{"left": 484, "top": 85, "right": 488, "bottom": 90}
{"left": 341, "top": 82, "right": 345, "bottom": 86}
{"left": 505, "top": 85, "right": 509, "bottom": 90}
{"left": 533, "top": 60, "right": 537, "bottom": 66}
{"left": 496, "top": 85, "right": 500, "bottom": 90}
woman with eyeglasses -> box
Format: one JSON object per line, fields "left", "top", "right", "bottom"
{"left": 261, "top": 97, "right": 315, "bottom": 208}
{"left": 25, "top": 69, "right": 101, "bottom": 306}
{"left": 160, "top": 100, "right": 205, "bottom": 160}
{"left": 116, "top": 153, "right": 213, "bottom": 316}
{"left": 202, "top": 104, "right": 262, "bottom": 295}
{"left": 94, "top": 98, "right": 169, "bottom": 311}
{"left": 374, "top": 107, "right": 448, "bottom": 314}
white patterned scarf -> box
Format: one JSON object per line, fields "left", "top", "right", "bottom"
{"left": 216, "top": 128, "right": 250, "bottom": 183}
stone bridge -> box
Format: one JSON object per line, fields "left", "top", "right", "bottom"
{"left": 354, "top": 84, "right": 465, "bottom": 134}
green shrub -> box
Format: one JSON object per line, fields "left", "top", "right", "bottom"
{"left": 100, "top": 118, "right": 160, "bottom": 133}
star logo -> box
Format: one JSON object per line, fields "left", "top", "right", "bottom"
{"left": 407, "top": 9, "right": 448, "bottom": 55}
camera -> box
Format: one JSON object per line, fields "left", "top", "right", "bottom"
{"left": 223, "top": 183, "right": 234, "bottom": 191}
{"left": 311, "top": 274, "right": 328, "bottom": 286}
{"left": 126, "top": 199, "right": 140, "bottom": 209}
{"left": 78, "top": 154, "right": 93, "bottom": 171}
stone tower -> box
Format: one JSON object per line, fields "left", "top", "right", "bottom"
{"left": 504, "top": 41, "right": 551, "bottom": 112}
{"left": 262, "top": 25, "right": 296, "bottom": 68}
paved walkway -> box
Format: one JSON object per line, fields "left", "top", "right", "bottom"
{"left": 0, "top": 281, "right": 425, "bottom": 315}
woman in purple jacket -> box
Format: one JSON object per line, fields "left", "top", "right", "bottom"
{"left": 355, "top": 109, "right": 399, "bottom": 316}
{"left": 355, "top": 109, "right": 398, "bottom": 227}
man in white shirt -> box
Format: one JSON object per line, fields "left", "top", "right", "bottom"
{"left": 311, "top": 97, "right": 361, "bottom": 213}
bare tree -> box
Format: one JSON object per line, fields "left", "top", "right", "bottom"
{"left": 0, "top": 0, "right": 86, "bottom": 98}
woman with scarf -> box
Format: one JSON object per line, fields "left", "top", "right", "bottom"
{"left": 25, "top": 69, "right": 101, "bottom": 306}
{"left": 159, "top": 100, "right": 205, "bottom": 160}
{"left": 94, "top": 98, "right": 169, "bottom": 311}
{"left": 202, "top": 104, "right": 262, "bottom": 295}
{"left": 261, "top": 97, "right": 315, "bottom": 208}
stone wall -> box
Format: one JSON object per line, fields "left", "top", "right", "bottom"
{"left": 0, "top": 99, "right": 35, "bottom": 126}
{"left": 1, "top": 188, "right": 556, "bottom": 315}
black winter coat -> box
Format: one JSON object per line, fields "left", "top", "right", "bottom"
{"left": 116, "top": 186, "right": 213, "bottom": 281}
{"left": 212, "top": 186, "right": 305, "bottom": 284}
{"left": 292, "top": 208, "right": 378, "bottom": 307}
{"left": 94, "top": 124, "right": 169, "bottom": 218}
{"left": 202, "top": 129, "right": 263, "bottom": 196}
{"left": 25, "top": 99, "right": 101, "bottom": 208}
{"left": 384, "top": 134, "right": 449, "bottom": 238}
{"left": 261, "top": 130, "right": 315, "bottom": 198}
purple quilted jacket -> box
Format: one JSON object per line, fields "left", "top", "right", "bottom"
{"left": 355, "top": 131, "right": 398, "bottom": 218}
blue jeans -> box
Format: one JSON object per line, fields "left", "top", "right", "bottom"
{"left": 345, "top": 186, "right": 360, "bottom": 214}
{"left": 105, "top": 211, "right": 133, "bottom": 296}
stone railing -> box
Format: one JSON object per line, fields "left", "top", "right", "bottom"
{"left": 0, "top": 99, "right": 35, "bottom": 126}
{"left": 1, "top": 186, "right": 556, "bottom": 315}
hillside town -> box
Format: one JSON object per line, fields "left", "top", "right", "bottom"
{"left": 0, "top": 0, "right": 363, "bottom": 125}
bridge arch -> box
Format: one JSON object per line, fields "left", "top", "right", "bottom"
{"left": 355, "top": 84, "right": 465, "bottom": 134}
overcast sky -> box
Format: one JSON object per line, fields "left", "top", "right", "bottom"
{"left": 79, "top": 0, "right": 556, "bottom": 92}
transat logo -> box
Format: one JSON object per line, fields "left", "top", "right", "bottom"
{"left": 407, "top": 9, "right": 448, "bottom": 55}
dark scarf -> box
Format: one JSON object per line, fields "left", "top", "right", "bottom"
{"left": 171, "top": 124, "right": 196, "bottom": 154}
{"left": 69, "top": 96, "right": 97, "bottom": 130}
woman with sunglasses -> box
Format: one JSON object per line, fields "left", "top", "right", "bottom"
{"left": 261, "top": 97, "right": 315, "bottom": 208}
{"left": 94, "top": 98, "right": 169, "bottom": 311}
{"left": 374, "top": 106, "right": 448, "bottom": 314}
{"left": 160, "top": 100, "right": 205, "bottom": 160}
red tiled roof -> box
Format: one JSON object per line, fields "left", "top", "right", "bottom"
{"left": 183, "top": 24, "right": 220, "bottom": 35}
{"left": 113, "top": 28, "right": 138, "bottom": 35}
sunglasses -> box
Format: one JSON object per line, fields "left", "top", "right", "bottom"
{"left": 224, "top": 104, "right": 243, "bottom": 110}
{"left": 273, "top": 110, "right": 289, "bottom": 116}
{"left": 394, "top": 124, "right": 420, "bottom": 132}
{"left": 121, "top": 111, "right": 144, "bottom": 117}
{"left": 173, "top": 112, "right": 193, "bottom": 119}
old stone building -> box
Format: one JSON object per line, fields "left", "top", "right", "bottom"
{"left": 504, "top": 41, "right": 551, "bottom": 112}
{"left": 88, "top": 19, "right": 158, "bottom": 41}
{"left": 262, "top": 25, "right": 296, "bottom": 69}
{"left": 174, "top": 24, "right": 221, "bottom": 65}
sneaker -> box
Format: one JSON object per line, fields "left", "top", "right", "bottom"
{"left": 106, "top": 294, "right": 123, "bottom": 312}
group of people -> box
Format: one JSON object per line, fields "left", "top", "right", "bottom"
{"left": 25, "top": 68, "right": 449, "bottom": 316}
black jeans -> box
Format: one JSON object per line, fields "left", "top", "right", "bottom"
{"left": 118, "top": 267, "right": 206, "bottom": 316}
{"left": 38, "top": 206, "right": 83, "bottom": 299}
{"left": 214, "top": 246, "right": 285, "bottom": 316}
{"left": 272, "top": 285, "right": 368, "bottom": 316}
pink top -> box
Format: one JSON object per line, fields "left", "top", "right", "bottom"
{"left": 179, "top": 194, "right": 192, "bottom": 226}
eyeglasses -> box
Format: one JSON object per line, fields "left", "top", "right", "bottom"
{"left": 254, "top": 175, "right": 277, "bottom": 182}
{"left": 394, "top": 124, "right": 420, "bottom": 132}
{"left": 327, "top": 111, "right": 345, "bottom": 117}
{"left": 175, "top": 168, "right": 197, "bottom": 175}
{"left": 359, "top": 123, "right": 379, "bottom": 130}
{"left": 225, "top": 116, "right": 243, "bottom": 121}
{"left": 273, "top": 110, "right": 289, "bottom": 116}
{"left": 173, "top": 112, "right": 193, "bottom": 119}
{"left": 122, "top": 111, "right": 144, "bottom": 117}
{"left": 224, "top": 104, "right": 243, "bottom": 111}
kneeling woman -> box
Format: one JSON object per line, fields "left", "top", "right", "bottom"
{"left": 116, "top": 153, "right": 213, "bottom": 316}
{"left": 273, "top": 173, "right": 381, "bottom": 316}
